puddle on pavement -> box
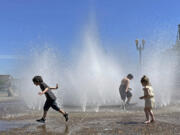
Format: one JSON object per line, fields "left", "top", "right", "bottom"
{"left": 0, "top": 120, "right": 31, "bottom": 131}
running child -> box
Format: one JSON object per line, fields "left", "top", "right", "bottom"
{"left": 32, "top": 75, "right": 68, "bottom": 123}
{"left": 139, "top": 75, "right": 155, "bottom": 124}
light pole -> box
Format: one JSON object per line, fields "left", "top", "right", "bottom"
{"left": 135, "top": 39, "right": 145, "bottom": 75}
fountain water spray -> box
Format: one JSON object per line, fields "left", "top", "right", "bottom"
{"left": 16, "top": 19, "right": 179, "bottom": 111}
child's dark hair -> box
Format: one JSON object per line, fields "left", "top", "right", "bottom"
{"left": 141, "top": 75, "right": 151, "bottom": 86}
{"left": 127, "top": 74, "right": 133, "bottom": 79}
{"left": 32, "top": 76, "right": 43, "bottom": 83}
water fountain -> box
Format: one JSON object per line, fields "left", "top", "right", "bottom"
{"left": 16, "top": 19, "right": 179, "bottom": 111}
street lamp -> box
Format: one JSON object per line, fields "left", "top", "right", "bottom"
{"left": 135, "top": 39, "right": 145, "bottom": 75}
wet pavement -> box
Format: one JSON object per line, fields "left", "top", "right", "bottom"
{"left": 0, "top": 98, "right": 180, "bottom": 135}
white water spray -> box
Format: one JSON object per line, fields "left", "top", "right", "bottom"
{"left": 16, "top": 20, "right": 179, "bottom": 111}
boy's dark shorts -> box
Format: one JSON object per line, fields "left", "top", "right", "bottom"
{"left": 120, "top": 90, "right": 132, "bottom": 101}
{"left": 44, "top": 100, "right": 60, "bottom": 111}
{"left": 126, "top": 91, "right": 132, "bottom": 98}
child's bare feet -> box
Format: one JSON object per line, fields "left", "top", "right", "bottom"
{"left": 144, "top": 120, "right": 151, "bottom": 124}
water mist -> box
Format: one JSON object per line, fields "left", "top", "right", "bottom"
{"left": 16, "top": 20, "right": 179, "bottom": 111}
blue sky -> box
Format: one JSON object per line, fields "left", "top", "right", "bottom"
{"left": 0, "top": 0, "right": 180, "bottom": 75}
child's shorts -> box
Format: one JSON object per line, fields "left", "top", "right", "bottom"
{"left": 126, "top": 91, "right": 132, "bottom": 98}
{"left": 43, "top": 99, "right": 60, "bottom": 111}
{"left": 119, "top": 89, "right": 132, "bottom": 101}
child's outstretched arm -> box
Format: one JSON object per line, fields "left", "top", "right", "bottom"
{"left": 140, "top": 95, "right": 153, "bottom": 99}
{"left": 139, "top": 96, "right": 144, "bottom": 99}
{"left": 38, "top": 88, "right": 49, "bottom": 95}
{"left": 50, "top": 84, "right": 59, "bottom": 90}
